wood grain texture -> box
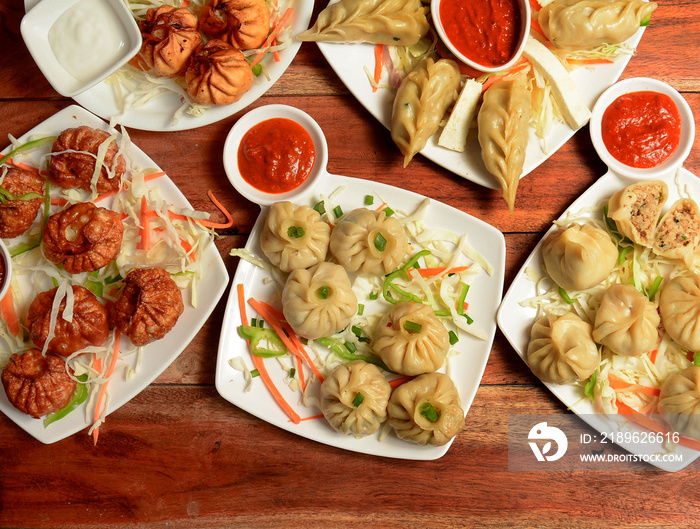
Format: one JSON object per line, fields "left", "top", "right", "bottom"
{"left": 2, "top": 0, "right": 700, "bottom": 527}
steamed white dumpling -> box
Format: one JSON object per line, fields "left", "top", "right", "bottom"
{"left": 659, "top": 366, "right": 700, "bottom": 441}
{"left": 329, "top": 207, "right": 408, "bottom": 275}
{"left": 373, "top": 301, "right": 449, "bottom": 376}
{"left": 282, "top": 262, "right": 358, "bottom": 340}
{"left": 541, "top": 223, "right": 618, "bottom": 291}
{"left": 653, "top": 198, "right": 700, "bottom": 266}
{"left": 659, "top": 273, "right": 700, "bottom": 352}
{"left": 260, "top": 201, "right": 331, "bottom": 272}
{"left": 527, "top": 311, "right": 600, "bottom": 384}
{"left": 387, "top": 372, "right": 465, "bottom": 446}
{"left": 592, "top": 284, "right": 659, "bottom": 356}
{"left": 320, "top": 360, "right": 392, "bottom": 436}
{"left": 607, "top": 180, "right": 668, "bottom": 247}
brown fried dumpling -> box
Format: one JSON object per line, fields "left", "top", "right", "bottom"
{"left": 1, "top": 349, "right": 77, "bottom": 418}
{"left": 138, "top": 5, "right": 202, "bottom": 76}
{"left": 200, "top": 0, "right": 271, "bottom": 51}
{"left": 27, "top": 285, "right": 110, "bottom": 357}
{"left": 43, "top": 202, "right": 124, "bottom": 274}
{"left": 185, "top": 39, "right": 255, "bottom": 106}
{"left": 111, "top": 267, "right": 185, "bottom": 347}
{"left": 0, "top": 166, "right": 44, "bottom": 239}
{"left": 50, "top": 126, "right": 125, "bottom": 194}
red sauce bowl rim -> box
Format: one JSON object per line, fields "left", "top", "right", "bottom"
{"left": 431, "top": 0, "right": 531, "bottom": 74}
{"left": 590, "top": 77, "right": 696, "bottom": 181}
{"left": 223, "top": 104, "right": 328, "bottom": 207}
{"left": 0, "top": 239, "right": 12, "bottom": 301}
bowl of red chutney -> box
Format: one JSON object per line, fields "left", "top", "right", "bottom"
{"left": 0, "top": 238, "right": 11, "bottom": 301}
{"left": 223, "top": 104, "right": 328, "bottom": 207}
{"left": 590, "top": 77, "right": 695, "bottom": 180}
{"left": 431, "top": 0, "right": 531, "bottom": 74}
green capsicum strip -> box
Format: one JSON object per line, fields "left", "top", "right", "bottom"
{"left": 0, "top": 188, "right": 43, "bottom": 204}
{"left": 43, "top": 374, "right": 89, "bottom": 427}
{"left": 0, "top": 136, "right": 56, "bottom": 166}
{"left": 238, "top": 325, "right": 288, "bottom": 357}
{"left": 382, "top": 249, "right": 431, "bottom": 304}
{"left": 647, "top": 275, "right": 663, "bottom": 300}
{"left": 316, "top": 336, "right": 390, "bottom": 371}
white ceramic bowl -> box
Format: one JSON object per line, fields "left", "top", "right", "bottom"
{"left": 21, "top": 0, "right": 142, "bottom": 98}
{"left": 590, "top": 77, "right": 695, "bottom": 180}
{"left": 223, "top": 105, "right": 328, "bottom": 207}
{"left": 0, "top": 239, "right": 12, "bottom": 301}
{"left": 431, "top": 0, "right": 531, "bottom": 74}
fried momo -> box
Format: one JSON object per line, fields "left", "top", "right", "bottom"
{"left": 26, "top": 285, "right": 110, "bottom": 356}
{"left": 477, "top": 77, "right": 531, "bottom": 213}
{"left": 297, "top": 0, "right": 430, "bottom": 46}
{"left": 111, "top": 267, "right": 184, "bottom": 347}
{"left": 592, "top": 283, "right": 659, "bottom": 356}
{"left": 0, "top": 166, "right": 44, "bottom": 239}
{"left": 653, "top": 198, "right": 700, "bottom": 266}
{"left": 1, "top": 349, "right": 77, "bottom": 419}
{"left": 186, "top": 39, "right": 254, "bottom": 106}
{"left": 200, "top": 0, "right": 270, "bottom": 50}
{"left": 541, "top": 223, "right": 618, "bottom": 291}
{"left": 607, "top": 180, "right": 668, "bottom": 247}
{"left": 659, "top": 273, "right": 700, "bottom": 352}
{"left": 320, "top": 360, "right": 392, "bottom": 436}
{"left": 282, "top": 262, "right": 358, "bottom": 340}
{"left": 527, "top": 311, "right": 600, "bottom": 384}
{"left": 260, "top": 201, "right": 330, "bottom": 272}
{"left": 387, "top": 372, "right": 465, "bottom": 446}
{"left": 329, "top": 207, "right": 408, "bottom": 276}
{"left": 391, "top": 57, "right": 461, "bottom": 168}
{"left": 374, "top": 301, "right": 449, "bottom": 376}
{"left": 659, "top": 366, "right": 700, "bottom": 441}
{"left": 138, "top": 5, "right": 202, "bottom": 76}
{"left": 538, "top": 0, "right": 658, "bottom": 50}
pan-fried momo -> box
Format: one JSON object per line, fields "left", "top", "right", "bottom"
{"left": 607, "top": 180, "right": 668, "bottom": 247}
{"left": 541, "top": 223, "right": 618, "bottom": 291}
{"left": 387, "top": 372, "right": 465, "bottom": 446}
{"left": 391, "top": 57, "right": 461, "bottom": 168}
{"left": 659, "top": 273, "right": 700, "bottom": 352}
{"left": 653, "top": 198, "right": 700, "bottom": 266}
{"left": 297, "top": 0, "right": 430, "bottom": 45}
{"left": 282, "top": 262, "right": 358, "bottom": 340}
{"left": 537, "top": 0, "right": 658, "bottom": 50}
{"left": 477, "top": 77, "right": 531, "bottom": 213}
{"left": 320, "top": 360, "right": 392, "bottom": 436}
{"left": 592, "top": 284, "right": 659, "bottom": 356}
{"left": 527, "top": 312, "right": 600, "bottom": 384}
{"left": 374, "top": 302, "right": 449, "bottom": 376}
{"left": 659, "top": 366, "right": 700, "bottom": 441}
{"left": 329, "top": 208, "right": 408, "bottom": 276}
{"left": 261, "top": 202, "right": 331, "bottom": 272}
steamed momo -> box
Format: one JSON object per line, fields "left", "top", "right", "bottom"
{"left": 592, "top": 284, "right": 659, "bottom": 356}
{"left": 541, "top": 223, "right": 618, "bottom": 291}
{"left": 537, "top": 0, "right": 658, "bottom": 50}
{"left": 659, "top": 273, "right": 700, "bottom": 352}
{"left": 261, "top": 202, "right": 331, "bottom": 272}
{"left": 320, "top": 360, "right": 392, "bottom": 436}
{"left": 653, "top": 198, "right": 700, "bottom": 266}
{"left": 527, "top": 311, "right": 599, "bottom": 384}
{"left": 607, "top": 180, "right": 668, "bottom": 247}
{"left": 387, "top": 372, "right": 465, "bottom": 446}
{"left": 297, "top": 0, "right": 430, "bottom": 46}
{"left": 374, "top": 302, "right": 449, "bottom": 376}
{"left": 282, "top": 262, "right": 357, "bottom": 340}
{"left": 659, "top": 367, "right": 700, "bottom": 441}
{"left": 329, "top": 208, "right": 408, "bottom": 275}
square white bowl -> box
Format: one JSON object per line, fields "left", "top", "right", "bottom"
{"left": 20, "top": 0, "right": 141, "bottom": 97}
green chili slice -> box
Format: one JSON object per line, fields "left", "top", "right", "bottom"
{"left": 559, "top": 287, "right": 575, "bottom": 305}
{"left": 239, "top": 325, "right": 288, "bottom": 357}
{"left": 382, "top": 250, "right": 431, "bottom": 304}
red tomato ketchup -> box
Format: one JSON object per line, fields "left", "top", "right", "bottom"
{"left": 601, "top": 91, "right": 682, "bottom": 169}
{"left": 439, "top": 0, "right": 522, "bottom": 68}
{"left": 237, "top": 118, "right": 316, "bottom": 194}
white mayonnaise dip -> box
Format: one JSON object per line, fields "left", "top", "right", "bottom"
{"left": 48, "top": 0, "right": 130, "bottom": 82}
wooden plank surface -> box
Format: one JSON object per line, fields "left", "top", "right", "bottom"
{"left": 3, "top": 1, "right": 700, "bottom": 527}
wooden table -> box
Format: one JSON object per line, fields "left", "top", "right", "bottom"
{"left": 2, "top": 2, "right": 700, "bottom": 527}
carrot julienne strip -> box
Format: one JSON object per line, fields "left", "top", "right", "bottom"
{"left": 567, "top": 57, "right": 615, "bottom": 66}
{"left": 237, "top": 284, "right": 301, "bottom": 424}
{"left": 299, "top": 414, "right": 324, "bottom": 422}
{"left": 373, "top": 44, "right": 384, "bottom": 93}
{"left": 251, "top": 7, "right": 294, "bottom": 68}
{"left": 410, "top": 265, "right": 472, "bottom": 277}
{"left": 389, "top": 376, "right": 414, "bottom": 388}
{"left": 92, "top": 330, "right": 121, "bottom": 445}
{"left": 137, "top": 195, "right": 151, "bottom": 251}
{"left": 1, "top": 289, "right": 20, "bottom": 337}
{"left": 481, "top": 59, "right": 529, "bottom": 92}
{"left": 608, "top": 374, "right": 660, "bottom": 396}
{"left": 615, "top": 400, "right": 700, "bottom": 452}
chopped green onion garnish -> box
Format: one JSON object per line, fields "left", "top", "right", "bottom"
{"left": 289, "top": 368, "right": 296, "bottom": 379}
{"left": 374, "top": 232, "right": 387, "bottom": 252}
{"left": 449, "top": 330, "right": 459, "bottom": 345}
{"left": 287, "top": 226, "right": 305, "bottom": 239}
{"left": 352, "top": 393, "right": 365, "bottom": 407}
{"left": 251, "top": 369, "right": 260, "bottom": 378}
{"left": 457, "top": 282, "right": 470, "bottom": 315}
{"left": 364, "top": 195, "right": 374, "bottom": 205}
{"left": 369, "top": 292, "right": 379, "bottom": 300}
{"left": 318, "top": 286, "right": 330, "bottom": 299}
{"left": 403, "top": 320, "right": 422, "bottom": 333}
{"left": 357, "top": 304, "right": 365, "bottom": 316}
{"left": 313, "top": 201, "right": 326, "bottom": 215}
{"left": 344, "top": 341, "right": 357, "bottom": 354}
{"left": 464, "top": 313, "right": 474, "bottom": 325}
{"left": 383, "top": 206, "right": 394, "bottom": 217}
{"left": 419, "top": 402, "right": 439, "bottom": 422}
{"left": 352, "top": 325, "right": 363, "bottom": 338}
{"left": 333, "top": 205, "right": 343, "bottom": 218}
{"left": 559, "top": 287, "right": 575, "bottom": 305}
